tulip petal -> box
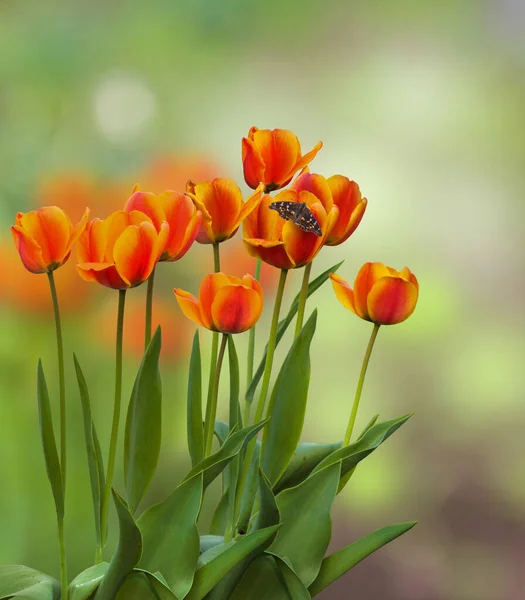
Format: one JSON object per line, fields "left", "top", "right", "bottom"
{"left": 242, "top": 135, "right": 265, "bottom": 189}
{"left": 77, "top": 219, "right": 106, "bottom": 264}
{"left": 290, "top": 141, "right": 323, "bottom": 180}
{"left": 104, "top": 210, "right": 153, "bottom": 262}
{"left": 18, "top": 207, "right": 71, "bottom": 267}
{"left": 281, "top": 197, "right": 326, "bottom": 268}
{"left": 198, "top": 272, "right": 231, "bottom": 329}
{"left": 157, "top": 192, "right": 196, "bottom": 259}
{"left": 330, "top": 273, "right": 357, "bottom": 316}
{"left": 113, "top": 221, "right": 159, "bottom": 287}
{"left": 11, "top": 225, "right": 47, "bottom": 273}
{"left": 125, "top": 191, "right": 166, "bottom": 230}
{"left": 235, "top": 186, "right": 264, "bottom": 230}
{"left": 325, "top": 177, "right": 366, "bottom": 245}
{"left": 243, "top": 238, "right": 295, "bottom": 270}
{"left": 353, "top": 262, "right": 391, "bottom": 319}
{"left": 77, "top": 262, "right": 129, "bottom": 289}
{"left": 256, "top": 129, "right": 301, "bottom": 188}
{"left": 211, "top": 284, "right": 263, "bottom": 334}
{"left": 291, "top": 170, "right": 333, "bottom": 212}
{"left": 367, "top": 277, "right": 419, "bottom": 325}
{"left": 173, "top": 288, "right": 205, "bottom": 328}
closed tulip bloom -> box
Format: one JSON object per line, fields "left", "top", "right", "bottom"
{"left": 325, "top": 176, "right": 367, "bottom": 246}
{"left": 242, "top": 127, "right": 323, "bottom": 192}
{"left": 77, "top": 210, "right": 169, "bottom": 289}
{"left": 186, "top": 178, "right": 263, "bottom": 244}
{"left": 125, "top": 186, "right": 202, "bottom": 261}
{"left": 330, "top": 264, "right": 418, "bottom": 325}
{"left": 174, "top": 272, "right": 263, "bottom": 334}
{"left": 11, "top": 206, "right": 89, "bottom": 274}
{"left": 243, "top": 190, "right": 339, "bottom": 270}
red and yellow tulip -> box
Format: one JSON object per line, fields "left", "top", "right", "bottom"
{"left": 11, "top": 206, "right": 89, "bottom": 274}
{"left": 124, "top": 187, "right": 202, "bottom": 261}
{"left": 186, "top": 178, "right": 263, "bottom": 244}
{"left": 330, "top": 263, "right": 419, "bottom": 325}
{"left": 76, "top": 210, "right": 169, "bottom": 289}
{"left": 242, "top": 127, "right": 322, "bottom": 192}
{"left": 325, "top": 176, "right": 367, "bottom": 246}
{"left": 174, "top": 272, "right": 263, "bottom": 334}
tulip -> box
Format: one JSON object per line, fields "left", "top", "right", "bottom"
{"left": 174, "top": 272, "right": 263, "bottom": 334}
{"left": 125, "top": 186, "right": 202, "bottom": 261}
{"left": 186, "top": 178, "right": 262, "bottom": 245}
{"left": 242, "top": 127, "right": 322, "bottom": 192}
{"left": 330, "top": 262, "right": 419, "bottom": 325}
{"left": 325, "top": 176, "right": 367, "bottom": 246}
{"left": 77, "top": 210, "right": 169, "bottom": 289}
{"left": 243, "top": 191, "right": 339, "bottom": 270}
{"left": 11, "top": 206, "right": 89, "bottom": 274}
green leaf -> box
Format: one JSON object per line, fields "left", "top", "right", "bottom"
{"left": 338, "top": 413, "right": 379, "bottom": 492}
{"left": 114, "top": 572, "right": 158, "bottom": 600}
{"left": 74, "top": 354, "right": 104, "bottom": 548}
{"left": 187, "top": 331, "right": 204, "bottom": 467}
{"left": 183, "top": 420, "right": 269, "bottom": 490}
{"left": 185, "top": 524, "right": 280, "bottom": 600}
{"left": 308, "top": 521, "right": 417, "bottom": 596}
{"left": 273, "top": 441, "right": 341, "bottom": 495}
{"left": 213, "top": 422, "right": 230, "bottom": 446}
{"left": 252, "top": 470, "right": 280, "bottom": 532}
{"left": 228, "top": 555, "right": 290, "bottom": 600}
{"left": 124, "top": 326, "right": 163, "bottom": 514}
{"left": 272, "top": 554, "right": 311, "bottom": 600}
{"left": 95, "top": 490, "right": 142, "bottom": 600}
{"left": 269, "top": 462, "right": 341, "bottom": 587}
{"left": 0, "top": 565, "right": 60, "bottom": 599}
{"left": 312, "top": 414, "right": 412, "bottom": 486}
{"left": 199, "top": 535, "right": 224, "bottom": 554}
{"left": 260, "top": 311, "right": 317, "bottom": 486}
{"left": 246, "top": 261, "right": 343, "bottom": 404}
{"left": 37, "top": 360, "right": 64, "bottom": 520}
{"left": 234, "top": 440, "right": 260, "bottom": 535}
{"left": 210, "top": 491, "right": 229, "bottom": 536}
{"left": 225, "top": 336, "right": 241, "bottom": 540}
{"left": 92, "top": 422, "right": 106, "bottom": 533}
{"left": 138, "top": 474, "right": 202, "bottom": 598}
{"left": 68, "top": 563, "right": 109, "bottom": 600}
{"left": 140, "top": 571, "right": 179, "bottom": 600}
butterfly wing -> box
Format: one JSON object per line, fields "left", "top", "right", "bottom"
{"left": 269, "top": 201, "right": 300, "bottom": 221}
{"left": 269, "top": 201, "right": 322, "bottom": 237}
{"left": 294, "top": 209, "right": 322, "bottom": 236}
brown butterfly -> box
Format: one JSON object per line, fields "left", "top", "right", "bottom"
{"left": 269, "top": 201, "right": 322, "bottom": 236}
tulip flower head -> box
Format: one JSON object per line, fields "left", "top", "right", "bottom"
{"left": 125, "top": 186, "right": 202, "bottom": 261}
{"left": 11, "top": 206, "right": 90, "bottom": 274}
{"left": 76, "top": 210, "right": 169, "bottom": 289}
{"left": 325, "top": 176, "right": 367, "bottom": 246}
{"left": 242, "top": 127, "right": 323, "bottom": 192}
{"left": 186, "top": 178, "right": 263, "bottom": 245}
{"left": 330, "top": 263, "right": 419, "bottom": 325}
{"left": 174, "top": 272, "right": 263, "bottom": 334}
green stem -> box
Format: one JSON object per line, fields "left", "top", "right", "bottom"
{"left": 344, "top": 323, "right": 380, "bottom": 445}
{"left": 213, "top": 242, "right": 221, "bottom": 272}
{"left": 234, "top": 269, "right": 288, "bottom": 525}
{"left": 47, "top": 271, "right": 66, "bottom": 491}
{"left": 204, "top": 334, "right": 228, "bottom": 457}
{"left": 294, "top": 261, "right": 312, "bottom": 339}
{"left": 57, "top": 515, "right": 67, "bottom": 599}
{"left": 244, "top": 259, "right": 262, "bottom": 424}
{"left": 144, "top": 267, "right": 156, "bottom": 351}
{"left": 225, "top": 336, "right": 238, "bottom": 543}
{"left": 100, "top": 289, "right": 126, "bottom": 548}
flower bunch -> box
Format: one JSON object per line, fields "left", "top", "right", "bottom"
{"left": 3, "top": 127, "right": 419, "bottom": 600}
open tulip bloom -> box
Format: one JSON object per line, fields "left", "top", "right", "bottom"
{"left": 3, "top": 128, "right": 419, "bottom": 600}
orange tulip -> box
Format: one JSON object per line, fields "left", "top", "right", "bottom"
{"left": 124, "top": 186, "right": 202, "bottom": 261}
{"left": 330, "top": 263, "right": 419, "bottom": 325}
{"left": 243, "top": 191, "right": 339, "bottom": 270}
{"left": 325, "top": 176, "right": 367, "bottom": 246}
{"left": 11, "top": 206, "right": 89, "bottom": 274}
{"left": 77, "top": 210, "right": 169, "bottom": 289}
{"left": 174, "top": 272, "right": 263, "bottom": 334}
{"left": 186, "top": 178, "right": 263, "bottom": 244}
{"left": 242, "top": 127, "right": 323, "bottom": 192}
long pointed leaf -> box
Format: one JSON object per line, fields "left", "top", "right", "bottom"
{"left": 187, "top": 331, "right": 204, "bottom": 467}
{"left": 308, "top": 522, "right": 417, "bottom": 596}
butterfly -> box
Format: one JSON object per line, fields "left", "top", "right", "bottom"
{"left": 268, "top": 201, "right": 322, "bottom": 236}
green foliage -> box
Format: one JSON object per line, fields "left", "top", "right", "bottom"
{"left": 68, "top": 564, "right": 108, "bottom": 600}
{"left": 187, "top": 332, "right": 204, "bottom": 467}
{"left": 0, "top": 565, "right": 60, "bottom": 599}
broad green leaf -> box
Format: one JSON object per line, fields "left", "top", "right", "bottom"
{"left": 138, "top": 474, "right": 202, "bottom": 598}
{"left": 183, "top": 420, "right": 269, "bottom": 490}
{"left": 308, "top": 522, "right": 417, "bottom": 596}
{"left": 0, "top": 565, "right": 60, "bottom": 600}
{"left": 124, "top": 326, "right": 163, "bottom": 514}
{"left": 37, "top": 360, "right": 63, "bottom": 519}
{"left": 312, "top": 414, "right": 412, "bottom": 485}
{"left": 95, "top": 490, "right": 142, "bottom": 600}
{"left": 68, "top": 563, "right": 109, "bottom": 600}
{"left": 114, "top": 572, "right": 158, "bottom": 599}
{"left": 270, "top": 554, "right": 311, "bottom": 600}
{"left": 252, "top": 470, "right": 280, "bottom": 532}
{"left": 74, "top": 354, "right": 103, "bottom": 547}
{"left": 261, "top": 311, "right": 317, "bottom": 486}
{"left": 140, "top": 571, "right": 179, "bottom": 600}
{"left": 187, "top": 332, "right": 204, "bottom": 467}
{"left": 269, "top": 462, "right": 341, "bottom": 587}
{"left": 199, "top": 535, "right": 224, "bottom": 554}
{"left": 273, "top": 441, "right": 341, "bottom": 495}
{"left": 246, "top": 261, "right": 343, "bottom": 404}
{"left": 234, "top": 440, "right": 260, "bottom": 535}
{"left": 185, "top": 524, "right": 280, "bottom": 600}
{"left": 210, "top": 491, "right": 229, "bottom": 535}
{"left": 228, "top": 555, "right": 289, "bottom": 600}
{"left": 338, "top": 413, "right": 379, "bottom": 492}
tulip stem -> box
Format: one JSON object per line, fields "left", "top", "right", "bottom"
{"left": 204, "top": 334, "right": 228, "bottom": 457}
{"left": 235, "top": 268, "right": 288, "bottom": 529}
{"left": 244, "top": 259, "right": 262, "bottom": 424}
{"left": 344, "top": 323, "right": 380, "bottom": 445}
{"left": 144, "top": 267, "right": 156, "bottom": 351}
{"left": 100, "top": 289, "right": 126, "bottom": 551}
{"left": 203, "top": 244, "right": 221, "bottom": 457}
{"left": 57, "top": 514, "right": 68, "bottom": 600}
{"left": 294, "top": 262, "right": 312, "bottom": 339}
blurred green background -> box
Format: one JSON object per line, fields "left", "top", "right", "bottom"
{"left": 1, "top": 1, "right": 524, "bottom": 598}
